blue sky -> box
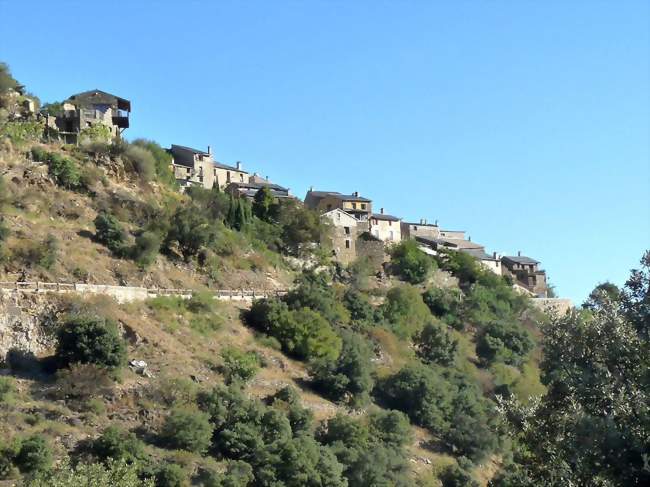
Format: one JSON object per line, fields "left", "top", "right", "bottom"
{"left": 1, "top": 0, "right": 648, "bottom": 303}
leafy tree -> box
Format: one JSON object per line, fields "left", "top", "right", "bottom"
{"left": 310, "top": 330, "right": 374, "bottom": 405}
{"left": 164, "top": 206, "right": 213, "bottom": 261}
{"left": 159, "top": 408, "right": 214, "bottom": 454}
{"left": 46, "top": 152, "right": 82, "bottom": 190}
{"left": 440, "top": 461, "right": 479, "bottom": 487}
{"left": 414, "top": 321, "right": 458, "bottom": 367}
{"left": 226, "top": 196, "right": 252, "bottom": 231}
{"left": 253, "top": 187, "right": 278, "bottom": 222}
{"left": 342, "top": 288, "right": 375, "bottom": 326}
{"left": 582, "top": 281, "right": 621, "bottom": 311}
{"left": 14, "top": 435, "right": 52, "bottom": 475}
{"left": 131, "top": 231, "right": 161, "bottom": 267}
{"left": 381, "top": 285, "right": 432, "bottom": 338}
{"left": 89, "top": 426, "right": 145, "bottom": 464}
{"left": 26, "top": 459, "right": 154, "bottom": 487}
{"left": 154, "top": 463, "right": 188, "bottom": 487}
{"left": 284, "top": 271, "right": 349, "bottom": 325}
{"left": 494, "top": 253, "right": 650, "bottom": 486}
{"left": 389, "top": 240, "right": 434, "bottom": 284}
{"left": 220, "top": 347, "right": 260, "bottom": 385}
{"left": 435, "top": 249, "right": 483, "bottom": 289}
{"left": 131, "top": 139, "right": 177, "bottom": 187}
{"left": 0, "top": 62, "right": 18, "bottom": 96}
{"left": 276, "top": 200, "right": 324, "bottom": 255}
{"left": 367, "top": 410, "right": 412, "bottom": 449}
{"left": 94, "top": 213, "right": 127, "bottom": 254}
{"left": 422, "top": 286, "right": 463, "bottom": 329}
{"left": 476, "top": 320, "right": 534, "bottom": 367}
{"left": 55, "top": 314, "right": 127, "bottom": 371}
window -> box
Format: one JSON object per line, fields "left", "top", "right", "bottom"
{"left": 413, "top": 226, "right": 418, "bottom": 231}
{"left": 352, "top": 203, "right": 357, "bottom": 209}
{"left": 240, "top": 173, "right": 244, "bottom": 182}
{"left": 345, "top": 240, "right": 351, "bottom": 249}
{"left": 361, "top": 203, "right": 366, "bottom": 210}
{"left": 389, "top": 220, "right": 392, "bottom": 226}
{"left": 344, "top": 226, "right": 350, "bottom": 235}
{"left": 327, "top": 204, "right": 332, "bottom": 211}
{"left": 389, "top": 231, "right": 394, "bottom": 241}
{"left": 227, "top": 171, "right": 231, "bottom": 182}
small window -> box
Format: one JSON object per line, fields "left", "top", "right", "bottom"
{"left": 352, "top": 203, "right": 357, "bottom": 209}
{"left": 327, "top": 204, "right": 332, "bottom": 211}
{"left": 413, "top": 226, "right": 418, "bottom": 231}
{"left": 345, "top": 240, "right": 351, "bottom": 249}
{"left": 227, "top": 171, "right": 231, "bottom": 182}
{"left": 361, "top": 203, "right": 366, "bottom": 210}
{"left": 240, "top": 173, "right": 244, "bottom": 182}
{"left": 344, "top": 226, "right": 350, "bottom": 235}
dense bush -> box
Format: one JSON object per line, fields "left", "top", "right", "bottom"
{"left": 159, "top": 408, "right": 214, "bottom": 454}
{"left": 252, "top": 186, "right": 277, "bottom": 222}
{"left": 131, "top": 231, "right": 162, "bottom": 267}
{"left": 21, "top": 234, "right": 59, "bottom": 270}
{"left": 390, "top": 240, "right": 434, "bottom": 284}
{"left": 154, "top": 463, "right": 188, "bottom": 487}
{"left": 283, "top": 271, "right": 349, "bottom": 325}
{"left": 163, "top": 206, "right": 214, "bottom": 261}
{"left": 381, "top": 285, "right": 432, "bottom": 338}
{"left": 220, "top": 347, "right": 260, "bottom": 384}
{"left": 27, "top": 459, "right": 153, "bottom": 487}
{"left": 34, "top": 149, "right": 82, "bottom": 190}
{"left": 435, "top": 249, "right": 483, "bottom": 289}
{"left": 476, "top": 320, "right": 534, "bottom": 366}
{"left": 14, "top": 435, "right": 52, "bottom": 475}
{"left": 414, "top": 321, "right": 459, "bottom": 367}
{"left": 440, "top": 461, "right": 479, "bottom": 487}
{"left": 94, "top": 213, "right": 127, "bottom": 254}
{"left": 55, "top": 314, "right": 127, "bottom": 371}
{"left": 310, "top": 330, "right": 374, "bottom": 406}
{"left": 422, "top": 286, "right": 463, "bottom": 329}
{"left": 131, "top": 139, "right": 176, "bottom": 187}
{"left": 342, "top": 288, "right": 375, "bottom": 327}
{"left": 89, "top": 426, "right": 145, "bottom": 464}
{"left": 247, "top": 299, "right": 342, "bottom": 362}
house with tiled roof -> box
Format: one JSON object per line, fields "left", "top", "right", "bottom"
{"left": 226, "top": 180, "right": 293, "bottom": 201}
{"left": 169, "top": 144, "right": 247, "bottom": 191}
{"left": 369, "top": 208, "right": 401, "bottom": 243}
{"left": 501, "top": 252, "right": 548, "bottom": 297}
{"left": 304, "top": 189, "right": 372, "bottom": 222}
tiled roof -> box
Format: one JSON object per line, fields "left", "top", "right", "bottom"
{"left": 503, "top": 255, "right": 539, "bottom": 265}
{"left": 461, "top": 248, "right": 497, "bottom": 261}
{"left": 307, "top": 190, "right": 371, "bottom": 202}
{"left": 229, "top": 181, "right": 288, "bottom": 192}
{"left": 371, "top": 213, "right": 400, "bottom": 222}
{"left": 170, "top": 144, "right": 209, "bottom": 156}
{"left": 213, "top": 161, "right": 248, "bottom": 173}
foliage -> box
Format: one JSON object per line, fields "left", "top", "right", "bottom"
{"left": 283, "top": 271, "right": 349, "bottom": 325}
{"left": 0, "top": 62, "right": 18, "bottom": 95}
{"left": 476, "top": 320, "right": 534, "bottom": 367}
{"left": 94, "top": 212, "right": 127, "bottom": 254}
{"left": 422, "top": 286, "right": 463, "bottom": 329}
{"left": 163, "top": 206, "right": 214, "bottom": 261}
{"left": 414, "top": 321, "right": 458, "bottom": 367}
{"left": 220, "top": 347, "right": 260, "bottom": 385}
{"left": 132, "top": 139, "right": 177, "bottom": 187}
{"left": 89, "top": 426, "right": 145, "bottom": 464}
{"left": 79, "top": 124, "right": 112, "bottom": 143}
{"left": 26, "top": 459, "right": 154, "bottom": 487}
{"left": 226, "top": 195, "right": 253, "bottom": 231}
{"left": 53, "top": 363, "right": 114, "bottom": 402}
{"left": 0, "top": 377, "right": 16, "bottom": 405}
{"left": 131, "top": 230, "right": 162, "bottom": 267}
{"left": 55, "top": 314, "right": 127, "bottom": 371}
{"left": 342, "top": 288, "right": 375, "bottom": 327}
{"left": 154, "top": 463, "right": 188, "bottom": 487}
{"left": 159, "top": 407, "right": 214, "bottom": 454}
{"left": 582, "top": 281, "right": 621, "bottom": 311}
{"left": 31, "top": 148, "right": 82, "bottom": 190}
{"left": 22, "top": 234, "right": 58, "bottom": 270}
{"left": 276, "top": 199, "right": 324, "bottom": 255}
{"left": 14, "top": 435, "right": 53, "bottom": 475}
{"left": 309, "top": 330, "right": 374, "bottom": 406}
{"left": 123, "top": 144, "right": 156, "bottom": 181}
{"left": 390, "top": 239, "right": 434, "bottom": 283}
{"left": 435, "top": 249, "right": 483, "bottom": 289}
{"left": 381, "top": 285, "right": 432, "bottom": 338}
{"left": 494, "top": 253, "right": 650, "bottom": 486}
{"left": 252, "top": 186, "right": 277, "bottom": 222}
{"left": 247, "top": 298, "right": 342, "bottom": 362}
{"left": 439, "top": 460, "right": 479, "bottom": 487}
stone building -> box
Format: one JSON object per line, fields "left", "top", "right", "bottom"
{"left": 304, "top": 189, "right": 372, "bottom": 223}
{"left": 51, "top": 90, "right": 131, "bottom": 141}
{"left": 501, "top": 252, "right": 548, "bottom": 297}
{"left": 226, "top": 180, "right": 292, "bottom": 201}
{"left": 169, "top": 144, "right": 247, "bottom": 191}
{"left": 369, "top": 208, "right": 401, "bottom": 243}
{"left": 461, "top": 248, "right": 502, "bottom": 275}
{"left": 401, "top": 219, "right": 440, "bottom": 240}
{"left": 320, "top": 208, "right": 358, "bottom": 264}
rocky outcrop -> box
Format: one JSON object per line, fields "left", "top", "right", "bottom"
{"left": 0, "top": 290, "right": 58, "bottom": 362}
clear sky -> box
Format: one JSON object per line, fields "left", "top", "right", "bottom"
{"left": 1, "top": 0, "right": 648, "bottom": 303}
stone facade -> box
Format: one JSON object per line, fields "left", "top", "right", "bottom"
{"left": 369, "top": 208, "right": 401, "bottom": 243}
{"left": 170, "top": 144, "right": 247, "bottom": 191}
{"left": 501, "top": 252, "right": 548, "bottom": 297}
{"left": 304, "top": 190, "right": 372, "bottom": 223}
{"left": 402, "top": 219, "right": 440, "bottom": 240}
{"left": 320, "top": 209, "right": 358, "bottom": 265}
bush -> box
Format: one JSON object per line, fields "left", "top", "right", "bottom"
{"left": 53, "top": 363, "right": 114, "bottom": 401}
{"left": 0, "top": 441, "right": 18, "bottom": 479}
{"left": 22, "top": 234, "right": 58, "bottom": 270}
{"left": 26, "top": 459, "right": 154, "bottom": 487}
{"left": 14, "top": 435, "right": 52, "bottom": 475}
{"left": 220, "top": 347, "right": 260, "bottom": 384}
{"left": 422, "top": 287, "right": 463, "bottom": 329}
{"left": 90, "top": 426, "right": 145, "bottom": 464}
{"left": 131, "top": 139, "right": 176, "bottom": 187}
{"left": 94, "top": 213, "right": 127, "bottom": 254}
{"left": 414, "top": 321, "right": 458, "bottom": 367}
{"left": 439, "top": 462, "right": 479, "bottom": 487}
{"left": 476, "top": 320, "right": 534, "bottom": 366}
{"left": 390, "top": 240, "right": 434, "bottom": 284}
{"left": 0, "top": 376, "right": 16, "bottom": 405}
{"left": 124, "top": 145, "right": 155, "bottom": 181}
{"left": 55, "top": 314, "right": 127, "bottom": 371}
{"left": 164, "top": 207, "right": 214, "bottom": 261}
{"left": 154, "top": 463, "right": 188, "bottom": 487}
{"left": 131, "top": 231, "right": 161, "bottom": 267}
{"left": 46, "top": 152, "right": 82, "bottom": 190}
{"left": 159, "top": 408, "right": 214, "bottom": 453}
{"left": 381, "top": 285, "right": 432, "bottom": 338}
{"left": 343, "top": 288, "right": 375, "bottom": 326}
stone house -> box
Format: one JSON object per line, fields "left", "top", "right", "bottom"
{"left": 52, "top": 90, "right": 130, "bottom": 140}
{"left": 304, "top": 189, "right": 372, "bottom": 223}
{"left": 320, "top": 208, "right": 358, "bottom": 265}
{"left": 369, "top": 208, "right": 401, "bottom": 243}
{"left": 501, "top": 252, "right": 548, "bottom": 297}
{"left": 169, "top": 144, "right": 247, "bottom": 191}
{"left": 226, "top": 180, "right": 293, "bottom": 201}
{"left": 401, "top": 219, "right": 440, "bottom": 240}
{"left": 461, "top": 248, "right": 502, "bottom": 275}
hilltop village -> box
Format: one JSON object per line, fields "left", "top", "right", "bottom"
{"left": 37, "top": 88, "right": 551, "bottom": 298}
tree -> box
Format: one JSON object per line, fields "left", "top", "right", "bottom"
{"left": 276, "top": 200, "right": 323, "bottom": 255}
{"left": 381, "top": 285, "right": 432, "bottom": 338}
{"left": 94, "top": 213, "right": 126, "bottom": 254}
{"left": 89, "top": 426, "right": 145, "bottom": 464}
{"left": 14, "top": 435, "right": 52, "bottom": 475}
{"left": 476, "top": 320, "right": 534, "bottom": 367}
{"left": 220, "top": 347, "right": 260, "bottom": 385}
{"left": 55, "top": 314, "right": 127, "bottom": 371}
{"left": 164, "top": 206, "right": 213, "bottom": 261}
{"left": 389, "top": 240, "right": 433, "bottom": 284}
{"left": 582, "top": 281, "right": 621, "bottom": 311}
{"left": 159, "top": 408, "right": 214, "bottom": 454}
{"left": 414, "top": 321, "right": 458, "bottom": 367}
{"left": 252, "top": 187, "right": 277, "bottom": 222}
{"left": 422, "top": 287, "right": 463, "bottom": 329}
{"left": 131, "top": 139, "right": 177, "bottom": 187}
{"left": 131, "top": 231, "right": 161, "bottom": 267}
{"left": 26, "top": 459, "right": 154, "bottom": 487}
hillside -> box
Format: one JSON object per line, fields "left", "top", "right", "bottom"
{"left": 1, "top": 63, "right": 648, "bottom": 487}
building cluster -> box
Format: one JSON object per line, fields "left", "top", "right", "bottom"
{"left": 45, "top": 89, "right": 549, "bottom": 298}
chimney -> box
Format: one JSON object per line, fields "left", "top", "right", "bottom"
{"left": 468, "top": 235, "right": 471, "bottom": 241}
{"left": 207, "top": 145, "right": 212, "bottom": 155}
{"left": 236, "top": 161, "right": 242, "bottom": 171}
{"left": 380, "top": 208, "right": 384, "bottom": 214}
{"left": 434, "top": 219, "right": 438, "bottom": 226}
{"left": 265, "top": 175, "right": 269, "bottom": 181}
{"left": 493, "top": 251, "right": 497, "bottom": 259}
{"left": 424, "top": 219, "right": 427, "bottom": 225}
{"left": 518, "top": 250, "right": 521, "bottom": 256}
{"left": 353, "top": 191, "right": 359, "bottom": 197}
{"left": 309, "top": 185, "right": 313, "bottom": 192}
{"left": 420, "top": 218, "right": 424, "bottom": 224}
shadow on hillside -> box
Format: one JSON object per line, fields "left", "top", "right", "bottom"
{"left": 77, "top": 229, "right": 95, "bottom": 241}
{"left": 2, "top": 348, "right": 55, "bottom": 382}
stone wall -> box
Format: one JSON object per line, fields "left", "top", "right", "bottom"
{"left": 530, "top": 298, "right": 573, "bottom": 315}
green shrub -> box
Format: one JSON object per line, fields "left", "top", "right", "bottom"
{"left": 0, "top": 376, "right": 16, "bottom": 405}
{"left": 414, "top": 321, "right": 459, "bottom": 367}
{"left": 220, "top": 347, "right": 260, "bottom": 385}
{"left": 422, "top": 287, "right": 463, "bottom": 329}
{"left": 381, "top": 285, "right": 432, "bottom": 338}
{"left": 14, "top": 435, "right": 52, "bottom": 475}
{"left": 476, "top": 320, "right": 534, "bottom": 366}
{"left": 90, "top": 426, "right": 145, "bottom": 464}
{"left": 159, "top": 408, "right": 214, "bottom": 453}
{"left": 131, "top": 231, "right": 161, "bottom": 267}
{"left": 94, "top": 213, "right": 127, "bottom": 254}
{"left": 0, "top": 121, "right": 43, "bottom": 145}
{"left": 0, "top": 441, "right": 18, "bottom": 479}
{"left": 124, "top": 145, "right": 155, "bottom": 181}
{"left": 131, "top": 139, "right": 177, "bottom": 188}
{"left": 23, "top": 234, "right": 58, "bottom": 270}
{"left": 390, "top": 240, "right": 434, "bottom": 283}
{"left": 163, "top": 207, "right": 214, "bottom": 261}
{"left": 55, "top": 314, "right": 127, "bottom": 371}
{"left": 154, "top": 463, "right": 188, "bottom": 487}
{"left": 26, "top": 459, "right": 154, "bottom": 487}
{"left": 439, "top": 461, "right": 479, "bottom": 487}
{"left": 79, "top": 124, "right": 112, "bottom": 143}
{"left": 46, "top": 152, "right": 82, "bottom": 190}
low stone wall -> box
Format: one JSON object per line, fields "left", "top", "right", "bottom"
{"left": 531, "top": 298, "right": 574, "bottom": 315}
